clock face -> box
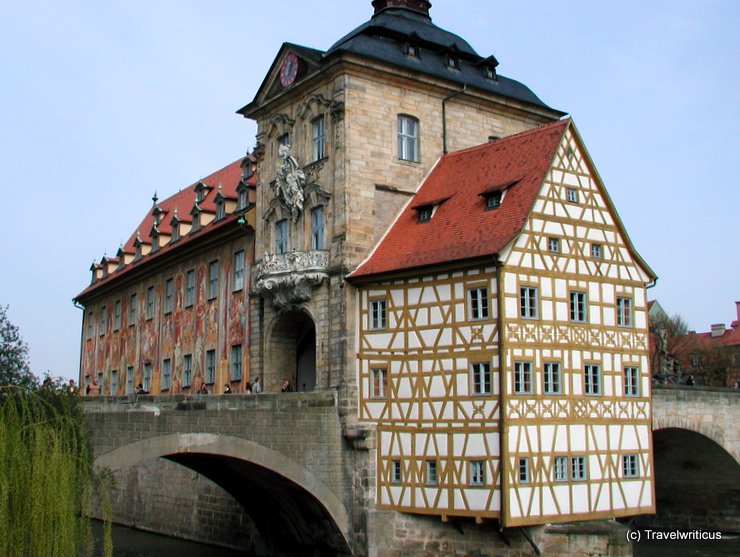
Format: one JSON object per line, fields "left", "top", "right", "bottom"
{"left": 279, "top": 52, "right": 299, "bottom": 87}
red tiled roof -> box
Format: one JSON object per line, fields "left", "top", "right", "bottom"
{"left": 76, "top": 155, "right": 254, "bottom": 300}
{"left": 350, "top": 119, "right": 569, "bottom": 278}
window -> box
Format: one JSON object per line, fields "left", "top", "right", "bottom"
{"left": 426, "top": 460, "right": 438, "bottom": 485}
{"left": 113, "top": 300, "right": 121, "bottom": 331}
{"left": 548, "top": 237, "right": 560, "bottom": 253}
{"left": 554, "top": 456, "right": 568, "bottom": 482}
{"left": 233, "top": 250, "right": 245, "bottom": 291}
{"left": 470, "top": 362, "right": 491, "bottom": 395}
{"left": 185, "top": 269, "right": 195, "bottom": 307}
{"left": 514, "top": 361, "right": 533, "bottom": 394}
{"left": 110, "top": 370, "right": 118, "bottom": 396}
{"left": 624, "top": 366, "right": 640, "bottom": 396}
{"left": 416, "top": 205, "right": 433, "bottom": 223}
{"left": 99, "top": 306, "right": 107, "bottom": 336}
{"left": 162, "top": 358, "right": 171, "bottom": 391}
{"left": 311, "top": 206, "right": 324, "bottom": 250}
{"left": 205, "top": 350, "right": 216, "bottom": 384}
{"left": 397, "top": 115, "right": 419, "bottom": 162}
{"left": 391, "top": 460, "right": 402, "bottom": 483}
{"left": 171, "top": 220, "right": 180, "bottom": 242}
{"left": 370, "top": 299, "right": 387, "bottom": 330}
{"left": 208, "top": 260, "right": 219, "bottom": 300}
{"left": 278, "top": 133, "right": 290, "bottom": 149}
{"left": 584, "top": 364, "right": 601, "bottom": 395}
{"left": 129, "top": 293, "right": 137, "bottom": 326}
{"left": 566, "top": 188, "right": 579, "bottom": 203}
{"left": 518, "top": 457, "right": 530, "bottom": 483}
{"left": 570, "top": 291, "right": 587, "bottom": 322}
{"left": 183, "top": 355, "right": 192, "bottom": 388}
{"left": 469, "top": 461, "right": 485, "bottom": 486}
{"left": 543, "top": 362, "right": 561, "bottom": 394}
{"left": 468, "top": 287, "right": 489, "bottom": 320}
{"left": 276, "top": 220, "right": 288, "bottom": 254}
{"left": 97, "top": 372, "right": 103, "bottom": 391}
{"left": 230, "top": 345, "right": 242, "bottom": 381}
{"left": 370, "top": 367, "right": 387, "bottom": 398}
{"left": 215, "top": 200, "right": 225, "bottom": 221}
{"left": 571, "top": 456, "right": 586, "bottom": 481}
{"left": 520, "top": 286, "right": 538, "bottom": 319}
{"left": 312, "top": 115, "right": 325, "bottom": 161}
{"left": 164, "top": 278, "right": 174, "bottom": 314}
{"left": 623, "top": 454, "right": 639, "bottom": 478}
{"left": 126, "top": 366, "right": 134, "bottom": 395}
{"left": 403, "top": 42, "right": 419, "bottom": 57}
{"left": 143, "top": 363, "right": 152, "bottom": 392}
{"left": 146, "top": 286, "right": 155, "bottom": 320}
{"left": 617, "top": 297, "right": 632, "bottom": 327}
{"left": 446, "top": 53, "right": 459, "bottom": 69}
{"left": 237, "top": 187, "right": 248, "bottom": 210}
{"left": 86, "top": 312, "right": 93, "bottom": 340}
{"left": 482, "top": 190, "right": 503, "bottom": 210}
{"left": 591, "top": 243, "right": 603, "bottom": 259}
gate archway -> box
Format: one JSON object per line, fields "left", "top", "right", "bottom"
{"left": 268, "top": 310, "right": 316, "bottom": 392}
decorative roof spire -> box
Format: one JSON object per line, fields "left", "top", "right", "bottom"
{"left": 372, "top": 0, "right": 432, "bottom": 17}
{"left": 152, "top": 191, "right": 159, "bottom": 206}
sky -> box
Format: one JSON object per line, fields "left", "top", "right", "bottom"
{"left": 1, "top": 0, "right": 738, "bottom": 381}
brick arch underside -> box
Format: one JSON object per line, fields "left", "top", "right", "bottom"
{"left": 95, "top": 433, "right": 352, "bottom": 556}
{"left": 653, "top": 416, "right": 738, "bottom": 464}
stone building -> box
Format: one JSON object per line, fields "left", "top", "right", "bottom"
{"left": 76, "top": 0, "right": 657, "bottom": 552}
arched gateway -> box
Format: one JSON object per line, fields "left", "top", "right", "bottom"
{"left": 95, "top": 433, "right": 351, "bottom": 555}
{"left": 267, "top": 310, "right": 317, "bottom": 392}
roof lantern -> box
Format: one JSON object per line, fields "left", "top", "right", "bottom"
{"left": 372, "top": 0, "right": 432, "bottom": 18}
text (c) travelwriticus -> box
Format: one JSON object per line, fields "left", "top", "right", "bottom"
{"left": 626, "top": 529, "right": 723, "bottom": 543}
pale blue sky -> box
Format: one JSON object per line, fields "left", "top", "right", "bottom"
{"left": 1, "top": 1, "right": 738, "bottom": 381}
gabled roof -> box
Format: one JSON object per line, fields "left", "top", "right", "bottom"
{"left": 350, "top": 120, "right": 570, "bottom": 279}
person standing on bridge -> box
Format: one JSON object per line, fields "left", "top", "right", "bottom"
{"left": 281, "top": 379, "right": 293, "bottom": 393}
{"left": 252, "top": 377, "right": 262, "bottom": 394}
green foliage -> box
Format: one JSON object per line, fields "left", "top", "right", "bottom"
{"left": 0, "top": 387, "right": 110, "bottom": 556}
{"left": 0, "top": 305, "right": 38, "bottom": 389}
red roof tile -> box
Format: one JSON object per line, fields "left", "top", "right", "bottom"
{"left": 350, "top": 120, "right": 569, "bottom": 278}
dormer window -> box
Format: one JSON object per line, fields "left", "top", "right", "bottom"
{"left": 484, "top": 190, "right": 503, "bottom": 210}
{"left": 483, "top": 65, "right": 496, "bottom": 80}
{"left": 190, "top": 203, "right": 201, "bottom": 232}
{"left": 215, "top": 200, "right": 225, "bottom": 221}
{"left": 194, "top": 181, "right": 210, "bottom": 204}
{"left": 446, "top": 54, "right": 459, "bottom": 70}
{"left": 403, "top": 42, "right": 419, "bottom": 58}
{"left": 237, "top": 186, "right": 248, "bottom": 210}
{"left": 416, "top": 205, "right": 433, "bottom": 223}
{"left": 150, "top": 230, "right": 159, "bottom": 253}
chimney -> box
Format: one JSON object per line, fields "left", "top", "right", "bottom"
{"left": 372, "top": 0, "right": 432, "bottom": 17}
{"left": 710, "top": 323, "right": 725, "bottom": 338}
{"left": 736, "top": 301, "right": 740, "bottom": 323}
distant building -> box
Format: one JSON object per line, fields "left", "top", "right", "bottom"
{"left": 76, "top": 0, "right": 657, "bottom": 530}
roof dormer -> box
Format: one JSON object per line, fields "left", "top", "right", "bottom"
{"left": 194, "top": 180, "right": 212, "bottom": 204}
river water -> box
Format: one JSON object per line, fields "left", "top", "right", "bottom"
{"left": 95, "top": 522, "right": 740, "bottom": 556}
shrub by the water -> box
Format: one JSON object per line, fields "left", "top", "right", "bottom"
{"left": 0, "top": 385, "right": 110, "bottom": 557}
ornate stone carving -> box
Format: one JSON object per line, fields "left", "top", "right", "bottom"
{"left": 254, "top": 250, "right": 329, "bottom": 311}
{"left": 273, "top": 144, "right": 307, "bottom": 221}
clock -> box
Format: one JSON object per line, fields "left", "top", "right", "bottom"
{"left": 279, "top": 52, "right": 299, "bottom": 87}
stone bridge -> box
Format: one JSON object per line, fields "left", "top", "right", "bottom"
{"left": 85, "top": 386, "right": 740, "bottom": 554}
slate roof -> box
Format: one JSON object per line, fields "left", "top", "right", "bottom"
{"left": 76, "top": 156, "right": 254, "bottom": 301}
{"left": 350, "top": 119, "right": 570, "bottom": 279}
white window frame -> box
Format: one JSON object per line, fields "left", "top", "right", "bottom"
{"left": 543, "top": 362, "right": 561, "bottom": 395}
{"left": 624, "top": 366, "right": 640, "bottom": 396}
{"left": 570, "top": 291, "right": 587, "bottom": 322}
{"left": 468, "top": 287, "right": 489, "bottom": 321}
{"left": 370, "top": 367, "right": 387, "bottom": 398}
{"left": 426, "top": 460, "right": 438, "bottom": 485}
{"left": 571, "top": 455, "right": 587, "bottom": 481}
{"left": 514, "top": 361, "right": 533, "bottom": 394}
{"left": 205, "top": 350, "right": 216, "bottom": 385}
{"left": 470, "top": 362, "right": 491, "bottom": 395}
{"left": 312, "top": 115, "right": 325, "bottom": 161}
{"left": 584, "top": 364, "right": 601, "bottom": 395}
{"left": 548, "top": 237, "right": 560, "bottom": 253}
{"left": 276, "top": 220, "right": 288, "bottom": 254}
{"left": 230, "top": 345, "right": 242, "bottom": 381}
{"left": 110, "top": 370, "right": 118, "bottom": 396}
{"left": 566, "top": 188, "right": 579, "bottom": 203}
{"left": 183, "top": 354, "right": 192, "bottom": 388}
{"left": 143, "top": 362, "right": 152, "bottom": 392}
{"left": 113, "top": 300, "right": 121, "bottom": 331}
{"left": 591, "top": 243, "right": 603, "bottom": 259}
{"left": 617, "top": 297, "right": 632, "bottom": 327}
{"left": 129, "top": 293, "right": 137, "bottom": 326}
{"left": 126, "top": 366, "right": 134, "bottom": 395}
{"left": 397, "top": 114, "right": 419, "bottom": 162}
{"left": 208, "top": 260, "right": 219, "bottom": 300}
{"left": 162, "top": 358, "right": 171, "bottom": 391}
{"left": 233, "top": 250, "right": 245, "bottom": 291}
{"left": 164, "top": 278, "right": 174, "bottom": 314}
{"left": 554, "top": 456, "right": 568, "bottom": 482}
{"left": 469, "top": 460, "right": 485, "bottom": 486}
{"left": 370, "top": 299, "right": 387, "bottom": 330}
{"left": 391, "top": 460, "right": 402, "bottom": 483}
{"left": 146, "top": 286, "right": 155, "bottom": 320}
{"left": 623, "top": 454, "right": 639, "bottom": 478}
{"left": 520, "top": 286, "right": 538, "bottom": 319}
{"left": 311, "top": 206, "right": 324, "bottom": 250}
{"left": 185, "top": 269, "right": 195, "bottom": 307}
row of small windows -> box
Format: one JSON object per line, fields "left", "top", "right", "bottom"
{"left": 388, "top": 454, "right": 640, "bottom": 486}
{"left": 92, "top": 346, "right": 242, "bottom": 395}
{"left": 367, "top": 289, "right": 634, "bottom": 331}
{"left": 400, "top": 41, "right": 498, "bottom": 81}
{"left": 369, "top": 363, "right": 641, "bottom": 398}
{"left": 88, "top": 251, "right": 245, "bottom": 338}
{"left": 547, "top": 237, "right": 607, "bottom": 260}
{"left": 274, "top": 206, "right": 324, "bottom": 254}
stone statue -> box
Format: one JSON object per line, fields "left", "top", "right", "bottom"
{"left": 274, "top": 144, "right": 306, "bottom": 221}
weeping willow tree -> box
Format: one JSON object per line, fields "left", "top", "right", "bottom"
{"left": 0, "top": 386, "right": 111, "bottom": 557}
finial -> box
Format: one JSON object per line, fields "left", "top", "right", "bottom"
{"left": 152, "top": 191, "right": 159, "bottom": 205}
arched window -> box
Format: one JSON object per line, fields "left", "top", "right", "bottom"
{"left": 397, "top": 114, "right": 419, "bottom": 162}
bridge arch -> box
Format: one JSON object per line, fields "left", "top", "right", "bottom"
{"left": 95, "top": 432, "right": 351, "bottom": 555}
